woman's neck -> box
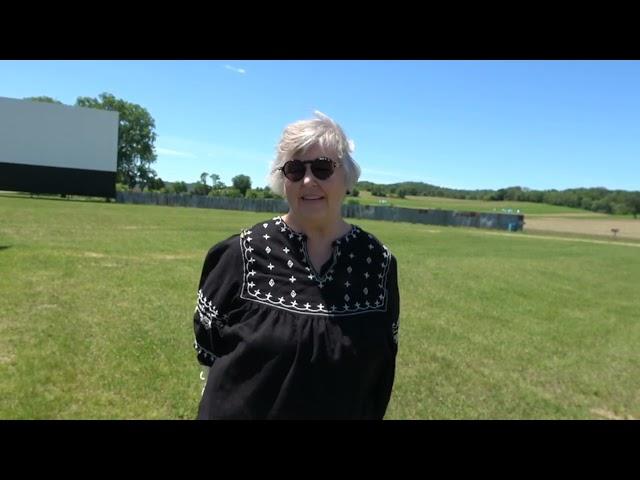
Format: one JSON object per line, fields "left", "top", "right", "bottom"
{"left": 282, "top": 213, "right": 350, "bottom": 244}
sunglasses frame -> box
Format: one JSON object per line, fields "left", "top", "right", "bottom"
{"left": 277, "top": 157, "right": 338, "bottom": 182}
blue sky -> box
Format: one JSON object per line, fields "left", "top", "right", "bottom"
{"left": 1, "top": 60, "right": 638, "bottom": 191}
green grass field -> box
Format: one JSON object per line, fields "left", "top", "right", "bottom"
{"left": 1, "top": 195, "right": 638, "bottom": 419}
{"left": 352, "top": 190, "right": 613, "bottom": 216}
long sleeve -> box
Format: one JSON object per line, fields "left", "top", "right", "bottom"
{"left": 372, "top": 253, "right": 400, "bottom": 419}
{"left": 193, "top": 234, "right": 242, "bottom": 367}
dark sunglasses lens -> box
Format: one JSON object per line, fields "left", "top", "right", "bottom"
{"left": 283, "top": 161, "right": 305, "bottom": 181}
{"left": 311, "top": 159, "right": 334, "bottom": 179}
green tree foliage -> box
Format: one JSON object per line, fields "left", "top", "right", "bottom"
{"left": 147, "top": 176, "right": 165, "bottom": 192}
{"left": 193, "top": 183, "right": 209, "bottom": 195}
{"left": 75, "top": 92, "right": 158, "bottom": 189}
{"left": 23, "top": 96, "right": 64, "bottom": 104}
{"left": 370, "top": 187, "right": 387, "bottom": 197}
{"left": 262, "top": 186, "right": 277, "bottom": 199}
{"left": 356, "top": 180, "right": 639, "bottom": 216}
{"left": 232, "top": 175, "right": 252, "bottom": 196}
{"left": 209, "top": 173, "right": 225, "bottom": 190}
{"left": 625, "top": 193, "right": 640, "bottom": 218}
{"left": 193, "top": 172, "right": 211, "bottom": 195}
{"left": 221, "top": 187, "right": 243, "bottom": 198}
{"left": 172, "top": 181, "right": 188, "bottom": 194}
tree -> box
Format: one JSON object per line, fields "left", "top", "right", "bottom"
{"left": 232, "top": 175, "right": 252, "bottom": 196}
{"left": 626, "top": 192, "right": 640, "bottom": 219}
{"left": 75, "top": 92, "right": 157, "bottom": 189}
{"left": 172, "top": 181, "right": 188, "bottom": 194}
{"left": 209, "top": 173, "right": 225, "bottom": 190}
{"left": 147, "top": 177, "right": 165, "bottom": 192}
{"left": 371, "top": 187, "right": 386, "bottom": 197}
{"left": 194, "top": 172, "right": 211, "bottom": 195}
{"left": 23, "top": 96, "right": 64, "bottom": 104}
{"left": 136, "top": 163, "right": 159, "bottom": 192}
{"left": 220, "top": 187, "right": 243, "bottom": 198}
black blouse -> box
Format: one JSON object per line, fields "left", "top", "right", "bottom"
{"left": 193, "top": 215, "right": 399, "bottom": 419}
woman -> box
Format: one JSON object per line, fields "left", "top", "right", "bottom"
{"left": 193, "top": 111, "right": 400, "bottom": 419}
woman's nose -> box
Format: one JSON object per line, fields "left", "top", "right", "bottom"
{"left": 302, "top": 166, "right": 318, "bottom": 185}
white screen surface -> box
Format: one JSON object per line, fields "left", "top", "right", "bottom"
{"left": 0, "top": 96, "right": 118, "bottom": 172}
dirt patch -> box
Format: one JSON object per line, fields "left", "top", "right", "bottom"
{"left": 83, "top": 252, "right": 107, "bottom": 258}
{"left": 524, "top": 217, "right": 640, "bottom": 240}
{"left": 0, "top": 353, "right": 15, "bottom": 365}
{"left": 526, "top": 213, "right": 609, "bottom": 218}
{"left": 590, "top": 408, "right": 636, "bottom": 420}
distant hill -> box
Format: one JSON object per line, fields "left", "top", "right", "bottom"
{"left": 355, "top": 181, "right": 640, "bottom": 217}
{"left": 155, "top": 178, "right": 639, "bottom": 217}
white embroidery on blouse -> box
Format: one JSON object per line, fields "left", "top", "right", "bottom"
{"left": 239, "top": 219, "right": 393, "bottom": 316}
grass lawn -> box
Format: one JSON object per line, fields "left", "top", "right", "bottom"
{"left": 1, "top": 194, "right": 638, "bottom": 419}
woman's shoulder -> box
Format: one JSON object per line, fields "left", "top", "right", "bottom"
{"left": 204, "top": 232, "right": 241, "bottom": 259}
{"left": 240, "top": 216, "right": 288, "bottom": 235}
{"left": 203, "top": 217, "right": 283, "bottom": 261}
{"left": 349, "top": 224, "right": 394, "bottom": 256}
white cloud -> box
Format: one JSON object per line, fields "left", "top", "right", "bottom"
{"left": 224, "top": 65, "right": 246, "bottom": 74}
{"left": 348, "top": 139, "right": 356, "bottom": 152}
{"left": 156, "top": 147, "right": 196, "bottom": 158}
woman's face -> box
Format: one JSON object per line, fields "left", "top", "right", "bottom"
{"left": 283, "top": 143, "right": 348, "bottom": 226}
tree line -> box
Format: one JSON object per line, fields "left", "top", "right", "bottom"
{"left": 128, "top": 172, "right": 281, "bottom": 200}
{"left": 25, "top": 95, "right": 639, "bottom": 216}
{"left": 357, "top": 181, "right": 640, "bottom": 217}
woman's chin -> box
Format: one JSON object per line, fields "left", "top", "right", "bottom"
{"left": 294, "top": 200, "right": 330, "bottom": 219}
{"left": 299, "top": 198, "right": 325, "bottom": 209}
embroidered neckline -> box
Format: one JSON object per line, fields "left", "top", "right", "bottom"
{"left": 274, "top": 215, "right": 356, "bottom": 246}
{"left": 274, "top": 215, "right": 357, "bottom": 284}
{"left": 301, "top": 240, "right": 338, "bottom": 285}
{"left": 240, "top": 218, "right": 390, "bottom": 316}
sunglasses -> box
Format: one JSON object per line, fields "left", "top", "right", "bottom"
{"left": 278, "top": 157, "right": 338, "bottom": 182}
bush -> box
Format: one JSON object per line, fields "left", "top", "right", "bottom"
{"left": 172, "top": 181, "right": 188, "bottom": 194}
{"left": 192, "top": 182, "right": 210, "bottom": 196}
{"left": 220, "top": 187, "right": 243, "bottom": 198}
{"left": 346, "top": 198, "right": 360, "bottom": 205}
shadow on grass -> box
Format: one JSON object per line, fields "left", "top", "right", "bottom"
{"left": 0, "top": 246, "right": 11, "bottom": 251}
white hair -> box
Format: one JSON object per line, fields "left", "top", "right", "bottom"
{"left": 267, "top": 111, "right": 361, "bottom": 196}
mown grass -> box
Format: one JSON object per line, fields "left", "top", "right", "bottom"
{"left": 1, "top": 195, "right": 638, "bottom": 419}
